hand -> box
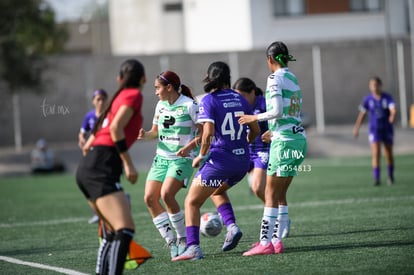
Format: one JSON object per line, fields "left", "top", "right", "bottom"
{"left": 389, "top": 117, "right": 394, "bottom": 124}
{"left": 353, "top": 128, "right": 359, "bottom": 139}
{"left": 237, "top": 114, "right": 256, "bottom": 125}
{"left": 78, "top": 138, "right": 86, "bottom": 149}
{"left": 192, "top": 156, "right": 203, "bottom": 168}
{"left": 137, "top": 128, "right": 145, "bottom": 140}
{"left": 261, "top": 130, "right": 272, "bottom": 143}
{"left": 176, "top": 147, "right": 189, "bottom": 157}
{"left": 82, "top": 145, "right": 90, "bottom": 156}
{"left": 124, "top": 163, "right": 138, "bottom": 184}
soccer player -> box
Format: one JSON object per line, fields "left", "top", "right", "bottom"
{"left": 353, "top": 76, "right": 396, "bottom": 186}
{"left": 78, "top": 89, "right": 108, "bottom": 149}
{"left": 233, "top": 78, "right": 291, "bottom": 239}
{"left": 138, "top": 71, "right": 202, "bottom": 258}
{"left": 76, "top": 59, "right": 145, "bottom": 274}
{"left": 239, "top": 41, "right": 307, "bottom": 256}
{"left": 172, "top": 61, "right": 260, "bottom": 261}
{"left": 78, "top": 89, "right": 108, "bottom": 224}
{"left": 233, "top": 78, "right": 269, "bottom": 201}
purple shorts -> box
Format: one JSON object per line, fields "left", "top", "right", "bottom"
{"left": 248, "top": 151, "right": 269, "bottom": 171}
{"left": 368, "top": 130, "right": 393, "bottom": 144}
{"left": 195, "top": 150, "right": 249, "bottom": 188}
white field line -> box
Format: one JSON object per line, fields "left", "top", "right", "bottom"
{"left": 0, "top": 256, "right": 89, "bottom": 275}
{"left": 1, "top": 195, "right": 413, "bottom": 229}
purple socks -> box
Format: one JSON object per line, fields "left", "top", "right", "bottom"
{"left": 217, "top": 203, "right": 236, "bottom": 227}
{"left": 373, "top": 167, "right": 380, "bottom": 182}
{"left": 186, "top": 226, "right": 200, "bottom": 246}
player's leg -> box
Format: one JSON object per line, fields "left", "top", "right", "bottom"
{"left": 96, "top": 191, "right": 134, "bottom": 275}
{"left": 384, "top": 143, "right": 394, "bottom": 185}
{"left": 145, "top": 179, "right": 177, "bottom": 251}
{"left": 250, "top": 167, "right": 266, "bottom": 203}
{"left": 161, "top": 177, "right": 186, "bottom": 256}
{"left": 211, "top": 185, "right": 243, "bottom": 251}
{"left": 172, "top": 176, "right": 217, "bottom": 261}
{"left": 370, "top": 142, "right": 381, "bottom": 185}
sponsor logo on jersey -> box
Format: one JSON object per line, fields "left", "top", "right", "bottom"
{"left": 232, "top": 148, "right": 245, "bottom": 155}
{"left": 159, "top": 135, "right": 180, "bottom": 141}
{"left": 223, "top": 102, "right": 242, "bottom": 108}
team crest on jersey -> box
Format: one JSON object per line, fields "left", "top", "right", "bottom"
{"left": 176, "top": 107, "right": 184, "bottom": 116}
{"left": 102, "top": 118, "right": 109, "bottom": 128}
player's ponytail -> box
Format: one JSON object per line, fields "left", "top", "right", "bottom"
{"left": 203, "top": 61, "right": 231, "bottom": 93}
{"left": 266, "top": 41, "right": 296, "bottom": 67}
{"left": 92, "top": 59, "right": 145, "bottom": 135}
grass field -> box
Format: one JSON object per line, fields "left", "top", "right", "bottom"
{"left": 1, "top": 154, "right": 413, "bottom": 275}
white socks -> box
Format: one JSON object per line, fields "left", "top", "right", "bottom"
{"left": 168, "top": 210, "right": 186, "bottom": 239}
{"left": 153, "top": 212, "right": 174, "bottom": 243}
{"left": 259, "top": 207, "right": 278, "bottom": 246}
{"left": 276, "top": 205, "right": 288, "bottom": 242}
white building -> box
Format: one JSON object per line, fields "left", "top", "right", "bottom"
{"left": 109, "top": 0, "right": 410, "bottom": 55}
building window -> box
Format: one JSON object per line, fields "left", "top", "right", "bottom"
{"left": 163, "top": 2, "right": 183, "bottom": 12}
{"left": 273, "top": 0, "right": 305, "bottom": 16}
{"left": 350, "top": 0, "right": 384, "bottom": 12}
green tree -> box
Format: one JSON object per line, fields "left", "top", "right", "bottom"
{"left": 0, "top": 0, "right": 68, "bottom": 151}
{"left": 0, "top": 0, "right": 68, "bottom": 91}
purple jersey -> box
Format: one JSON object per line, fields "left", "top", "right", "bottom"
{"left": 250, "top": 95, "right": 270, "bottom": 154}
{"left": 360, "top": 92, "right": 395, "bottom": 133}
{"left": 80, "top": 110, "right": 98, "bottom": 133}
{"left": 198, "top": 89, "right": 253, "bottom": 157}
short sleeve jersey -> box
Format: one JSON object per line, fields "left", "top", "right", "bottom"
{"left": 250, "top": 95, "right": 270, "bottom": 153}
{"left": 153, "top": 94, "right": 199, "bottom": 160}
{"left": 80, "top": 110, "right": 97, "bottom": 133}
{"left": 359, "top": 92, "right": 395, "bottom": 132}
{"left": 197, "top": 89, "right": 252, "bottom": 157}
{"left": 266, "top": 67, "right": 305, "bottom": 141}
{"left": 93, "top": 88, "right": 143, "bottom": 148}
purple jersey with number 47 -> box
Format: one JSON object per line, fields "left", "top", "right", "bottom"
{"left": 198, "top": 89, "right": 253, "bottom": 157}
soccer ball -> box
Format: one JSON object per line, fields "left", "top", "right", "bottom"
{"left": 200, "top": 212, "right": 223, "bottom": 237}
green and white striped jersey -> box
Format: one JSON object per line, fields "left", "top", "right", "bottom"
{"left": 153, "top": 94, "right": 199, "bottom": 160}
{"left": 266, "top": 68, "right": 306, "bottom": 141}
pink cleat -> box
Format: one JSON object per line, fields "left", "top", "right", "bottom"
{"left": 243, "top": 242, "right": 274, "bottom": 256}
{"left": 273, "top": 240, "right": 284, "bottom": 254}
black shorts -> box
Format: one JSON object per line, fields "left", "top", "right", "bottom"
{"left": 76, "top": 146, "right": 123, "bottom": 201}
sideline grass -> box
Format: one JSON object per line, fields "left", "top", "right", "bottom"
{"left": 0, "top": 155, "right": 413, "bottom": 274}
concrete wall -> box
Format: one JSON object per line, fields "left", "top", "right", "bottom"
{"left": 0, "top": 38, "right": 412, "bottom": 147}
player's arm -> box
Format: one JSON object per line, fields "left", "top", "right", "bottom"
{"left": 78, "top": 131, "right": 87, "bottom": 148}
{"left": 138, "top": 124, "right": 158, "bottom": 140}
{"left": 192, "top": 122, "right": 214, "bottom": 168}
{"left": 238, "top": 96, "right": 283, "bottom": 124}
{"left": 389, "top": 104, "right": 397, "bottom": 124}
{"left": 177, "top": 124, "right": 203, "bottom": 157}
{"left": 110, "top": 105, "right": 138, "bottom": 184}
{"left": 246, "top": 121, "right": 260, "bottom": 144}
{"left": 353, "top": 111, "right": 366, "bottom": 138}
{"left": 82, "top": 134, "right": 95, "bottom": 156}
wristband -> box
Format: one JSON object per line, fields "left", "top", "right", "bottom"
{"left": 198, "top": 153, "right": 208, "bottom": 160}
{"left": 115, "top": 139, "right": 128, "bottom": 153}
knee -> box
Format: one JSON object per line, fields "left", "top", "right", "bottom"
{"left": 160, "top": 189, "right": 175, "bottom": 205}
{"left": 144, "top": 193, "right": 159, "bottom": 208}
{"left": 185, "top": 195, "right": 202, "bottom": 210}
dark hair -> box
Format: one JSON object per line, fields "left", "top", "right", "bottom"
{"left": 203, "top": 61, "right": 231, "bottom": 93}
{"left": 233, "top": 77, "right": 263, "bottom": 96}
{"left": 157, "top": 71, "right": 194, "bottom": 99}
{"left": 92, "top": 59, "right": 145, "bottom": 134}
{"left": 266, "top": 41, "right": 296, "bottom": 67}
{"left": 369, "top": 76, "right": 382, "bottom": 86}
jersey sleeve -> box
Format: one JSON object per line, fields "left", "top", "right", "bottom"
{"left": 359, "top": 96, "right": 369, "bottom": 113}
{"left": 122, "top": 90, "right": 143, "bottom": 113}
{"left": 268, "top": 74, "right": 282, "bottom": 98}
{"left": 80, "top": 113, "right": 91, "bottom": 133}
{"left": 188, "top": 100, "right": 200, "bottom": 124}
{"left": 197, "top": 95, "right": 215, "bottom": 124}
{"left": 387, "top": 94, "right": 396, "bottom": 109}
